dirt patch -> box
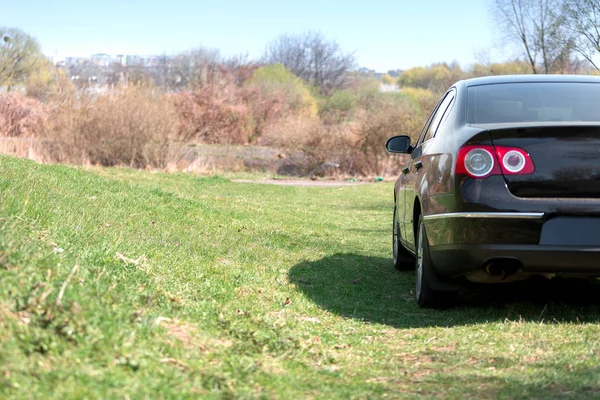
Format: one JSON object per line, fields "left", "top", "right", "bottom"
{"left": 231, "top": 179, "right": 373, "bottom": 187}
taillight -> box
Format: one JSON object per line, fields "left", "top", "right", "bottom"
{"left": 495, "top": 146, "right": 535, "bottom": 175}
{"left": 456, "top": 145, "right": 534, "bottom": 179}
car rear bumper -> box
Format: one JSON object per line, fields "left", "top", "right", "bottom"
{"left": 430, "top": 243, "right": 600, "bottom": 277}
{"left": 424, "top": 211, "right": 600, "bottom": 277}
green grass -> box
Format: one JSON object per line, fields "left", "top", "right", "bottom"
{"left": 1, "top": 155, "right": 600, "bottom": 399}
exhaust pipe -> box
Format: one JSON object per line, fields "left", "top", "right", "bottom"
{"left": 467, "top": 259, "right": 525, "bottom": 283}
{"left": 485, "top": 259, "right": 520, "bottom": 278}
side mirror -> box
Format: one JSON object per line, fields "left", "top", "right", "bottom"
{"left": 385, "top": 135, "right": 413, "bottom": 154}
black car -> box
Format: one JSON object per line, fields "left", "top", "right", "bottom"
{"left": 386, "top": 75, "right": 600, "bottom": 308}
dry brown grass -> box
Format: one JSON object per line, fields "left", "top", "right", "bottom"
{"left": 0, "top": 137, "right": 52, "bottom": 163}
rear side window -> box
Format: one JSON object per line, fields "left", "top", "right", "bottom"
{"left": 467, "top": 82, "right": 600, "bottom": 124}
{"left": 423, "top": 90, "right": 455, "bottom": 142}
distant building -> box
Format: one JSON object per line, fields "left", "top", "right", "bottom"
{"left": 65, "top": 56, "right": 88, "bottom": 65}
{"left": 90, "top": 53, "right": 118, "bottom": 67}
{"left": 125, "top": 55, "right": 145, "bottom": 66}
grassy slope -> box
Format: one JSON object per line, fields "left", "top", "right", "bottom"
{"left": 1, "top": 155, "right": 600, "bottom": 399}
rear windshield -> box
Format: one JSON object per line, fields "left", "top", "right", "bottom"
{"left": 467, "top": 82, "right": 600, "bottom": 124}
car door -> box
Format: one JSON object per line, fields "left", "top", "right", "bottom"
{"left": 402, "top": 90, "right": 456, "bottom": 251}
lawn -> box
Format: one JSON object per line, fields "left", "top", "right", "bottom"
{"left": 1, "top": 154, "right": 600, "bottom": 399}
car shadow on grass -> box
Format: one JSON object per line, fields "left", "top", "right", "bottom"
{"left": 288, "top": 253, "right": 600, "bottom": 328}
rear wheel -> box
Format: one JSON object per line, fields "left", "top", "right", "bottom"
{"left": 415, "top": 215, "right": 458, "bottom": 308}
{"left": 393, "top": 206, "right": 414, "bottom": 270}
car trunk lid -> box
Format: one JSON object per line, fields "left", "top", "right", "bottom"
{"left": 486, "top": 124, "right": 600, "bottom": 198}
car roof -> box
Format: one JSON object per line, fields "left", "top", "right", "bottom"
{"left": 460, "top": 74, "right": 600, "bottom": 87}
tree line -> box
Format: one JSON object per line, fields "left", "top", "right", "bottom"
{"left": 4, "top": 0, "right": 600, "bottom": 98}
{"left": 0, "top": 28, "right": 356, "bottom": 98}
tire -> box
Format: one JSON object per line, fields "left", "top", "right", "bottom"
{"left": 415, "top": 215, "right": 458, "bottom": 309}
{"left": 393, "top": 206, "right": 414, "bottom": 270}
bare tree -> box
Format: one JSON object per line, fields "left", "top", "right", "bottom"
{"left": 0, "top": 27, "right": 45, "bottom": 90}
{"left": 169, "top": 47, "right": 220, "bottom": 90}
{"left": 491, "top": 0, "right": 571, "bottom": 73}
{"left": 561, "top": 0, "right": 600, "bottom": 70}
{"left": 221, "top": 53, "right": 257, "bottom": 86}
{"left": 263, "top": 31, "right": 356, "bottom": 95}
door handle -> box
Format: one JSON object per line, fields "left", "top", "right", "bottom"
{"left": 414, "top": 161, "right": 423, "bottom": 170}
{"left": 402, "top": 167, "right": 410, "bottom": 175}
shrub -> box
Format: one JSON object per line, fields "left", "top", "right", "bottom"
{"left": 261, "top": 116, "right": 355, "bottom": 175}
{"left": 24, "top": 59, "right": 66, "bottom": 102}
{"left": 318, "top": 90, "right": 356, "bottom": 123}
{"left": 355, "top": 101, "right": 416, "bottom": 175}
{"left": 242, "top": 86, "right": 285, "bottom": 143}
{"left": 397, "top": 63, "right": 465, "bottom": 94}
{"left": 48, "top": 83, "right": 181, "bottom": 168}
{"left": 399, "top": 88, "right": 438, "bottom": 133}
{"left": 169, "top": 64, "right": 255, "bottom": 145}
{"left": 245, "top": 64, "right": 317, "bottom": 117}
{"left": 262, "top": 80, "right": 428, "bottom": 177}
{"left": 172, "top": 88, "right": 252, "bottom": 146}
{"left": 471, "top": 60, "right": 532, "bottom": 77}
{"left": 89, "top": 85, "right": 179, "bottom": 167}
{"left": 0, "top": 92, "right": 48, "bottom": 137}
{"left": 381, "top": 74, "right": 396, "bottom": 85}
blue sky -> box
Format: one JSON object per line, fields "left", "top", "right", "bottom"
{"left": 2, "top": 0, "right": 501, "bottom": 71}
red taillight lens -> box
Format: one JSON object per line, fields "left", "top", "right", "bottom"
{"left": 456, "top": 145, "right": 534, "bottom": 179}
{"left": 494, "top": 146, "right": 535, "bottom": 175}
{"left": 456, "top": 145, "right": 500, "bottom": 178}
